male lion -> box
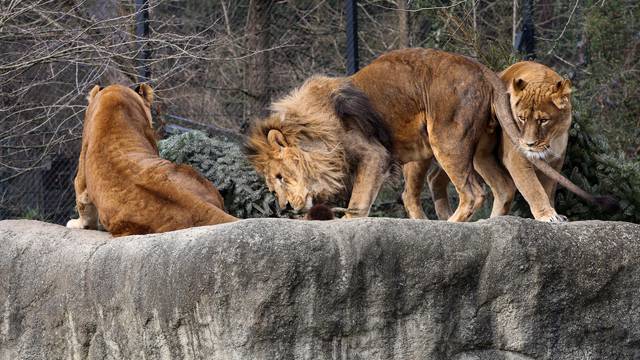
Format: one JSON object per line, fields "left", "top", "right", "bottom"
{"left": 246, "top": 48, "right": 609, "bottom": 221}
{"left": 427, "top": 61, "right": 617, "bottom": 221}
{"left": 66, "top": 84, "right": 237, "bottom": 236}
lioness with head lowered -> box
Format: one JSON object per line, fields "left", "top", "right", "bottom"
{"left": 501, "top": 61, "right": 574, "bottom": 221}
{"left": 67, "top": 84, "right": 237, "bottom": 236}
{"left": 428, "top": 61, "right": 618, "bottom": 221}
{"left": 246, "top": 48, "right": 610, "bottom": 221}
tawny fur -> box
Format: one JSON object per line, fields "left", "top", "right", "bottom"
{"left": 247, "top": 49, "right": 608, "bottom": 222}
{"left": 246, "top": 49, "right": 510, "bottom": 220}
{"left": 246, "top": 76, "right": 347, "bottom": 203}
{"left": 428, "top": 61, "right": 576, "bottom": 222}
{"left": 499, "top": 61, "right": 573, "bottom": 221}
{"left": 67, "top": 84, "right": 237, "bottom": 237}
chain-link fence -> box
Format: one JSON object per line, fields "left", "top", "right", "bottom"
{"left": 0, "top": 155, "right": 78, "bottom": 224}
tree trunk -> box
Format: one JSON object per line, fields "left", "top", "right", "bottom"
{"left": 512, "top": 0, "right": 517, "bottom": 52}
{"left": 471, "top": 0, "right": 481, "bottom": 55}
{"left": 243, "top": 0, "right": 274, "bottom": 132}
{"left": 396, "top": 0, "right": 409, "bottom": 48}
{"left": 518, "top": 0, "right": 536, "bottom": 60}
{"left": 84, "top": 0, "right": 134, "bottom": 85}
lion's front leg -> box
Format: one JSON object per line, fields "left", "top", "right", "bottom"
{"left": 402, "top": 159, "right": 431, "bottom": 219}
{"left": 345, "top": 153, "right": 390, "bottom": 219}
{"left": 67, "top": 143, "right": 101, "bottom": 230}
{"left": 536, "top": 152, "right": 566, "bottom": 209}
{"left": 502, "top": 141, "right": 566, "bottom": 222}
{"left": 67, "top": 190, "right": 100, "bottom": 230}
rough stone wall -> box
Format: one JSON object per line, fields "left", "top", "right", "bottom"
{"left": 1, "top": 217, "right": 639, "bottom": 359}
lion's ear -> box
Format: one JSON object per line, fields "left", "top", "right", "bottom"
{"left": 267, "top": 129, "right": 287, "bottom": 150}
{"left": 555, "top": 78, "right": 572, "bottom": 96}
{"left": 513, "top": 78, "right": 527, "bottom": 92}
{"left": 87, "top": 85, "right": 101, "bottom": 103}
{"left": 552, "top": 79, "right": 572, "bottom": 109}
{"left": 135, "top": 83, "right": 154, "bottom": 104}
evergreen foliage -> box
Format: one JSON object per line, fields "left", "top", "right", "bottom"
{"left": 158, "top": 125, "right": 639, "bottom": 223}
{"left": 158, "top": 131, "right": 285, "bottom": 219}
{"left": 555, "top": 119, "right": 640, "bottom": 222}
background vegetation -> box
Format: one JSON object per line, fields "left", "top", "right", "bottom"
{"left": 1, "top": 0, "right": 638, "bottom": 222}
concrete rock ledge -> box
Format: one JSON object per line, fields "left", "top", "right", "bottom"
{"left": 1, "top": 217, "right": 639, "bottom": 360}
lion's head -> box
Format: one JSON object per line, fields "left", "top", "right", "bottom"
{"left": 86, "top": 83, "right": 154, "bottom": 129}
{"left": 244, "top": 76, "right": 347, "bottom": 212}
{"left": 509, "top": 76, "right": 572, "bottom": 160}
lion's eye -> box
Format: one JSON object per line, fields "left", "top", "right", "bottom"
{"left": 275, "top": 173, "right": 290, "bottom": 185}
{"left": 540, "top": 119, "right": 550, "bottom": 126}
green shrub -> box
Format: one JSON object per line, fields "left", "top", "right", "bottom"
{"left": 158, "top": 131, "right": 286, "bottom": 219}
{"left": 556, "top": 119, "right": 640, "bottom": 222}
{"left": 158, "top": 127, "right": 638, "bottom": 223}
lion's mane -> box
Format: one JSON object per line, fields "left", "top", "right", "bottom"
{"left": 245, "top": 76, "right": 351, "bottom": 200}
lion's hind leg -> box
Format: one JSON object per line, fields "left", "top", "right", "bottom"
{"left": 432, "top": 147, "right": 485, "bottom": 223}
{"left": 426, "top": 164, "right": 453, "bottom": 220}
{"left": 473, "top": 131, "right": 516, "bottom": 218}
{"left": 473, "top": 157, "right": 515, "bottom": 218}
{"left": 431, "top": 133, "right": 486, "bottom": 222}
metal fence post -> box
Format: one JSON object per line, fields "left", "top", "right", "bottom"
{"left": 346, "top": 0, "right": 359, "bottom": 75}
{"left": 135, "top": 0, "right": 151, "bottom": 83}
{"left": 517, "top": 0, "right": 536, "bottom": 60}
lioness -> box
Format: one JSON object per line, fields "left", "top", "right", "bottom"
{"left": 246, "top": 48, "right": 609, "bottom": 221}
{"left": 501, "top": 61, "right": 572, "bottom": 221}
{"left": 67, "top": 84, "right": 237, "bottom": 236}
{"left": 428, "top": 61, "right": 617, "bottom": 221}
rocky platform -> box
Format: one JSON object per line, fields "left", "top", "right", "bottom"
{"left": 1, "top": 217, "right": 639, "bottom": 359}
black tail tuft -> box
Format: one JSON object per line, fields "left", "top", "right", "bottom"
{"left": 594, "top": 195, "right": 621, "bottom": 212}
{"left": 305, "top": 204, "right": 335, "bottom": 221}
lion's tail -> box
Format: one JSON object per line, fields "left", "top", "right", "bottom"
{"left": 483, "top": 65, "right": 620, "bottom": 212}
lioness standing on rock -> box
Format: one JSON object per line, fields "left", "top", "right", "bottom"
{"left": 500, "top": 62, "right": 574, "bottom": 221}
{"left": 428, "top": 61, "right": 617, "bottom": 222}
{"left": 67, "top": 84, "right": 237, "bottom": 237}
{"left": 245, "top": 48, "right": 611, "bottom": 221}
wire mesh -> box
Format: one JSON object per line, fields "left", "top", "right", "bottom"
{"left": 0, "top": 154, "right": 78, "bottom": 224}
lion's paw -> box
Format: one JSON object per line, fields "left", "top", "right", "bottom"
{"left": 549, "top": 213, "right": 568, "bottom": 222}
{"left": 66, "top": 218, "right": 82, "bottom": 229}
{"left": 538, "top": 211, "right": 568, "bottom": 223}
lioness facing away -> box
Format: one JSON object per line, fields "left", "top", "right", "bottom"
{"left": 428, "top": 61, "right": 617, "bottom": 221}
{"left": 246, "top": 48, "right": 608, "bottom": 221}
{"left": 67, "top": 84, "right": 237, "bottom": 237}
